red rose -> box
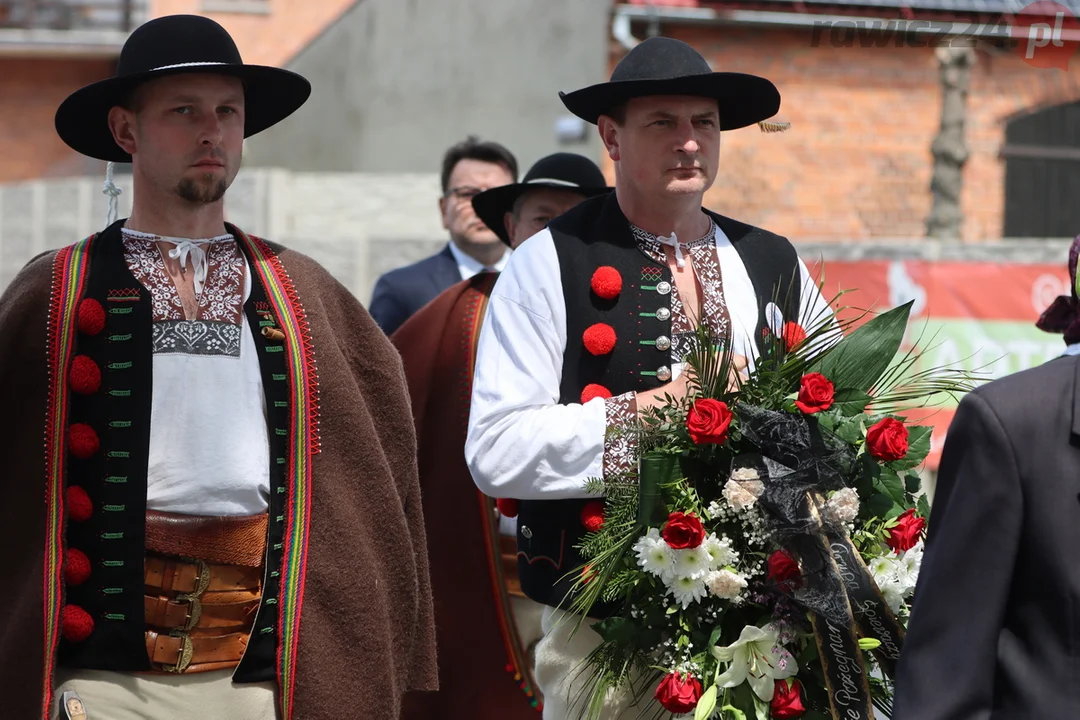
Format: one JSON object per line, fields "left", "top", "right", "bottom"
{"left": 771, "top": 679, "right": 807, "bottom": 718}
{"left": 686, "top": 398, "right": 733, "bottom": 445}
{"left": 794, "top": 372, "right": 834, "bottom": 414}
{"left": 653, "top": 671, "right": 702, "bottom": 714}
{"left": 767, "top": 550, "right": 802, "bottom": 587}
{"left": 866, "top": 417, "right": 909, "bottom": 462}
{"left": 887, "top": 508, "right": 927, "bottom": 553}
{"left": 661, "top": 511, "right": 706, "bottom": 550}
{"left": 783, "top": 322, "right": 807, "bottom": 351}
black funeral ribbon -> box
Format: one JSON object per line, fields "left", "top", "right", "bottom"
{"left": 734, "top": 403, "right": 905, "bottom": 720}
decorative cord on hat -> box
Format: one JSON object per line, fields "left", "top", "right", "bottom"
{"left": 103, "top": 161, "right": 122, "bottom": 227}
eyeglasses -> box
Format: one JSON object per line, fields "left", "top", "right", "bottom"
{"left": 445, "top": 186, "right": 484, "bottom": 203}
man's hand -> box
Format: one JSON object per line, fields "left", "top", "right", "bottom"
{"left": 634, "top": 354, "right": 748, "bottom": 417}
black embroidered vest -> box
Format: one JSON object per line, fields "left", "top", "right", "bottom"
{"left": 514, "top": 194, "right": 802, "bottom": 616}
{"left": 59, "top": 220, "right": 289, "bottom": 681}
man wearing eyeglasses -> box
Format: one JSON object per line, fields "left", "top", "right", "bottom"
{"left": 369, "top": 135, "right": 518, "bottom": 335}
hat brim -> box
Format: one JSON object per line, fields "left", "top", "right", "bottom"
{"left": 473, "top": 181, "right": 612, "bottom": 246}
{"left": 559, "top": 72, "right": 780, "bottom": 130}
{"left": 55, "top": 63, "right": 312, "bottom": 163}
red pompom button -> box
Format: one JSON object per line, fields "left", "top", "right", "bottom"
{"left": 65, "top": 548, "right": 92, "bottom": 586}
{"left": 581, "top": 501, "right": 606, "bottom": 533}
{"left": 580, "top": 384, "right": 613, "bottom": 404}
{"left": 68, "top": 423, "right": 99, "bottom": 460}
{"left": 61, "top": 604, "right": 94, "bottom": 643}
{"left": 496, "top": 497, "right": 520, "bottom": 518}
{"left": 77, "top": 299, "right": 106, "bottom": 336}
{"left": 583, "top": 323, "right": 616, "bottom": 356}
{"left": 590, "top": 267, "right": 623, "bottom": 300}
{"left": 66, "top": 485, "right": 93, "bottom": 522}
{"left": 69, "top": 355, "right": 101, "bottom": 395}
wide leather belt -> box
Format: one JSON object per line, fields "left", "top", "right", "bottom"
{"left": 143, "top": 511, "right": 268, "bottom": 674}
{"left": 500, "top": 534, "right": 525, "bottom": 599}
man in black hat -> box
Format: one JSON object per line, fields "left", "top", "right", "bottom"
{"left": 465, "top": 37, "right": 836, "bottom": 719}
{"left": 0, "top": 14, "right": 436, "bottom": 720}
{"left": 391, "top": 152, "right": 609, "bottom": 720}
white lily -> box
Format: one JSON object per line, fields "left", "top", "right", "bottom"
{"left": 711, "top": 624, "right": 798, "bottom": 701}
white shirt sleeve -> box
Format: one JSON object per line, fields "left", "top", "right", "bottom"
{"left": 465, "top": 229, "right": 606, "bottom": 500}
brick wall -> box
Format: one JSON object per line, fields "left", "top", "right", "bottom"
{"left": 604, "top": 26, "right": 1080, "bottom": 242}
{"left": 0, "top": 58, "right": 115, "bottom": 184}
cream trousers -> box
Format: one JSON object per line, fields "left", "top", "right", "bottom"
{"left": 52, "top": 668, "right": 277, "bottom": 720}
{"left": 533, "top": 606, "right": 669, "bottom": 720}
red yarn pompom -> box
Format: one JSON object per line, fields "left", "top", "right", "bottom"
{"left": 61, "top": 604, "right": 94, "bottom": 643}
{"left": 590, "top": 267, "right": 623, "bottom": 300}
{"left": 580, "top": 384, "right": 613, "bottom": 404}
{"left": 581, "top": 501, "right": 606, "bottom": 533}
{"left": 68, "top": 423, "right": 99, "bottom": 460}
{"left": 496, "top": 497, "right": 519, "bottom": 518}
{"left": 65, "top": 548, "right": 92, "bottom": 586}
{"left": 69, "top": 355, "right": 101, "bottom": 395}
{"left": 583, "top": 323, "right": 616, "bottom": 356}
{"left": 66, "top": 485, "right": 93, "bottom": 522}
{"left": 77, "top": 299, "right": 106, "bottom": 336}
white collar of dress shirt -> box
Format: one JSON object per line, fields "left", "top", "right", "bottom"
{"left": 1061, "top": 342, "right": 1080, "bottom": 356}
{"left": 448, "top": 240, "right": 509, "bottom": 280}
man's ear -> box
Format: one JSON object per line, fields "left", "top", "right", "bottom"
{"left": 107, "top": 106, "right": 138, "bottom": 156}
{"left": 438, "top": 196, "right": 450, "bottom": 230}
{"left": 598, "top": 116, "right": 620, "bottom": 162}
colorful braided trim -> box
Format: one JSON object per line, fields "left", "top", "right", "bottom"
{"left": 236, "top": 231, "right": 319, "bottom": 720}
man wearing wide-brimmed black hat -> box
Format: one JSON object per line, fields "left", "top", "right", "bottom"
{"left": 391, "top": 152, "right": 609, "bottom": 719}
{"left": 466, "top": 37, "right": 836, "bottom": 719}
{"left": 0, "top": 14, "right": 436, "bottom": 720}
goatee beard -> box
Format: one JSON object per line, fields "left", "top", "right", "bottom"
{"left": 177, "top": 174, "right": 228, "bottom": 205}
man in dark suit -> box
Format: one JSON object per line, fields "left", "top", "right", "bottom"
{"left": 893, "top": 284, "right": 1080, "bottom": 719}
{"left": 369, "top": 136, "right": 518, "bottom": 335}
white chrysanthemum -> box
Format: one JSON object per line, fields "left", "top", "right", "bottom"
{"left": 824, "top": 487, "right": 860, "bottom": 525}
{"left": 723, "top": 477, "right": 764, "bottom": 512}
{"left": 673, "top": 546, "right": 712, "bottom": 580}
{"left": 706, "top": 569, "right": 748, "bottom": 599}
{"left": 894, "top": 541, "right": 924, "bottom": 592}
{"left": 703, "top": 533, "right": 738, "bottom": 568}
{"left": 668, "top": 575, "right": 709, "bottom": 609}
{"left": 869, "top": 555, "right": 899, "bottom": 587}
{"left": 634, "top": 528, "right": 675, "bottom": 582}
{"left": 881, "top": 584, "right": 905, "bottom": 614}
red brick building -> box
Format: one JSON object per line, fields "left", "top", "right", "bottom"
{"left": 612, "top": 0, "right": 1080, "bottom": 241}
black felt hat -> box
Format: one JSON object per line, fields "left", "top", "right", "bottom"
{"left": 472, "top": 152, "right": 612, "bottom": 246}
{"left": 55, "top": 14, "right": 312, "bottom": 163}
{"left": 559, "top": 36, "right": 780, "bottom": 130}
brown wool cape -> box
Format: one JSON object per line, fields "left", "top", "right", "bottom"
{"left": 392, "top": 274, "right": 542, "bottom": 719}
{"left": 0, "top": 227, "right": 437, "bottom": 719}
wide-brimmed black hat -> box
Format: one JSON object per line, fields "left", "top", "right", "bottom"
{"left": 55, "top": 14, "right": 311, "bottom": 163}
{"left": 472, "top": 152, "right": 611, "bottom": 246}
{"left": 560, "top": 36, "right": 779, "bottom": 130}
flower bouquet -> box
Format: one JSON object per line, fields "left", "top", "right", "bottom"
{"left": 561, "top": 293, "right": 981, "bottom": 720}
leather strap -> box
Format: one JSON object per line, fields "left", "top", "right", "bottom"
{"left": 144, "top": 556, "right": 262, "bottom": 595}
{"left": 500, "top": 534, "right": 525, "bottom": 599}
{"left": 145, "top": 629, "right": 250, "bottom": 673}
{"left": 145, "top": 510, "right": 268, "bottom": 567}
{"left": 144, "top": 595, "right": 260, "bottom": 631}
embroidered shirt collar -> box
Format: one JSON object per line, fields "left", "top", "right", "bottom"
{"left": 122, "top": 227, "right": 235, "bottom": 295}
{"left": 630, "top": 218, "right": 717, "bottom": 266}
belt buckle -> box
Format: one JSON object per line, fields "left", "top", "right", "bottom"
{"left": 176, "top": 592, "right": 203, "bottom": 631}
{"left": 167, "top": 629, "right": 193, "bottom": 673}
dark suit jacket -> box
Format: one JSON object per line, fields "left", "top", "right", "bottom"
{"left": 369, "top": 244, "right": 461, "bottom": 335}
{"left": 893, "top": 353, "right": 1080, "bottom": 720}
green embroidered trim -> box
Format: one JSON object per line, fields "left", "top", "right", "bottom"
{"left": 265, "top": 598, "right": 278, "bottom": 605}
{"left": 101, "top": 532, "right": 124, "bottom": 540}
{"left": 640, "top": 370, "right": 658, "bottom": 377}
{"left": 274, "top": 401, "right": 287, "bottom": 408}
{"left": 107, "top": 295, "right": 138, "bottom": 302}
{"left": 641, "top": 284, "right": 657, "bottom": 291}
{"left": 639, "top": 340, "right": 657, "bottom": 346}
{"left": 109, "top": 307, "right": 133, "bottom": 315}
{"left": 266, "top": 345, "right": 284, "bottom": 353}
{"left": 277, "top": 457, "right": 286, "bottom": 465}
{"left": 260, "top": 319, "right": 276, "bottom": 327}
{"left": 102, "top": 587, "right": 123, "bottom": 595}
{"left": 276, "top": 515, "right": 285, "bottom": 523}
{"left": 639, "top": 312, "right": 657, "bottom": 318}
{"left": 104, "top": 476, "right": 127, "bottom": 484}
{"left": 271, "top": 570, "right": 280, "bottom": 578}
{"left": 274, "top": 543, "right": 283, "bottom": 551}
{"left": 261, "top": 626, "right": 274, "bottom": 634}
{"left": 106, "top": 451, "right": 130, "bottom": 459}
{"left": 103, "top": 504, "right": 125, "bottom": 512}
{"left": 108, "top": 334, "right": 132, "bottom": 342}
{"left": 277, "top": 487, "right": 286, "bottom": 494}
{"left": 104, "top": 613, "right": 125, "bottom": 620}
{"left": 276, "top": 428, "right": 287, "bottom": 436}
{"left": 108, "top": 389, "right": 131, "bottom": 397}
{"left": 107, "top": 361, "right": 132, "bottom": 370}
{"left": 102, "top": 560, "right": 124, "bottom": 567}
{"left": 108, "top": 421, "right": 132, "bottom": 428}
{"left": 272, "top": 373, "right": 286, "bottom": 381}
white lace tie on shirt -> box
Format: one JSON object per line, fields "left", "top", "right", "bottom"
{"left": 654, "top": 231, "right": 686, "bottom": 268}
{"left": 166, "top": 237, "right": 231, "bottom": 295}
